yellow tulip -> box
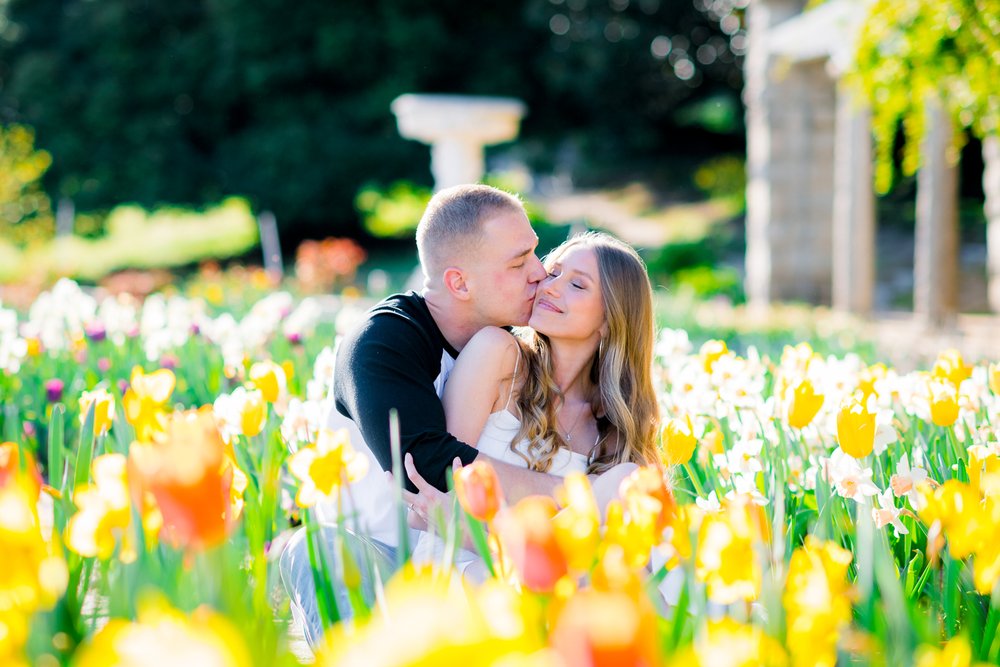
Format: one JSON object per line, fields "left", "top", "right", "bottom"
{"left": 287, "top": 428, "right": 369, "bottom": 508}
{"left": 786, "top": 379, "right": 824, "bottom": 429}
{"left": 700, "top": 339, "right": 729, "bottom": 373}
{"left": 239, "top": 387, "right": 267, "bottom": 437}
{"left": 123, "top": 367, "right": 176, "bottom": 441}
{"left": 79, "top": 388, "right": 115, "bottom": 437}
{"left": 931, "top": 348, "right": 972, "bottom": 388}
{"left": 929, "top": 381, "right": 959, "bottom": 427}
{"left": 661, "top": 415, "right": 697, "bottom": 465}
{"left": 988, "top": 363, "right": 1000, "bottom": 395}
{"left": 65, "top": 454, "right": 132, "bottom": 559}
{"left": 249, "top": 360, "right": 286, "bottom": 403}
{"left": 836, "top": 393, "right": 876, "bottom": 459}
{"left": 671, "top": 618, "right": 788, "bottom": 667}
{"left": 915, "top": 636, "right": 990, "bottom": 667}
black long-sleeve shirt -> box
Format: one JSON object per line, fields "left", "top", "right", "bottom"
{"left": 333, "top": 292, "right": 480, "bottom": 492}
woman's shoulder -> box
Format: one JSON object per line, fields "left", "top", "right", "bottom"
{"left": 459, "top": 327, "right": 521, "bottom": 375}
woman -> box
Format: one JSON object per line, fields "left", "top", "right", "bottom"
{"left": 408, "top": 232, "right": 660, "bottom": 571}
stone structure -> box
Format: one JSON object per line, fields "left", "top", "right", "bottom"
{"left": 391, "top": 94, "right": 526, "bottom": 191}
{"left": 746, "top": 0, "right": 1000, "bottom": 325}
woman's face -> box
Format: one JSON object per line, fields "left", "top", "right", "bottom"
{"left": 528, "top": 245, "right": 606, "bottom": 343}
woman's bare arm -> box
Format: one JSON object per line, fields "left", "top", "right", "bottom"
{"left": 442, "top": 326, "right": 521, "bottom": 447}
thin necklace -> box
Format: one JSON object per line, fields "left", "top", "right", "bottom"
{"left": 558, "top": 401, "right": 589, "bottom": 442}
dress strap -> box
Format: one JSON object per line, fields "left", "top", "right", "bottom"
{"left": 503, "top": 342, "right": 522, "bottom": 412}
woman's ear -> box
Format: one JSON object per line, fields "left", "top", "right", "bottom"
{"left": 599, "top": 320, "right": 610, "bottom": 339}
{"left": 443, "top": 266, "right": 471, "bottom": 301}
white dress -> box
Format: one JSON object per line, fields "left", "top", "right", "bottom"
{"left": 412, "top": 350, "right": 590, "bottom": 578}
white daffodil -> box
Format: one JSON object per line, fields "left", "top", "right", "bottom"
{"left": 872, "top": 488, "right": 909, "bottom": 537}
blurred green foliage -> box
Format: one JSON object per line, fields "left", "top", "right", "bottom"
{"left": 0, "top": 0, "right": 745, "bottom": 244}
{"left": 0, "top": 123, "right": 54, "bottom": 245}
{"left": 0, "top": 198, "right": 258, "bottom": 283}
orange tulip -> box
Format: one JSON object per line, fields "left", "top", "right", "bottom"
{"left": 494, "top": 496, "right": 568, "bottom": 593}
{"left": 128, "top": 407, "right": 235, "bottom": 550}
{"left": 619, "top": 465, "right": 676, "bottom": 535}
{"left": 454, "top": 460, "right": 504, "bottom": 522}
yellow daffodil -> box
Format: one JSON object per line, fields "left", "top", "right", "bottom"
{"left": 931, "top": 349, "right": 972, "bottom": 389}
{"left": 79, "top": 388, "right": 115, "bottom": 437}
{"left": 928, "top": 380, "right": 959, "bottom": 427}
{"left": 455, "top": 460, "right": 504, "bottom": 523}
{"left": 700, "top": 339, "right": 729, "bottom": 373}
{"left": 287, "top": 428, "right": 369, "bottom": 508}
{"left": 123, "top": 367, "right": 176, "bottom": 441}
{"left": 786, "top": 378, "right": 824, "bottom": 429}
{"left": 65, "top": 454, "right": 134, "bottom": 559}
{"left": 857, "top": 363, "right": 887, "bottom": 400}
{"left": 129, "top": 407, "right": 237, "bottom": 551}
{"left": 836, "top": 392, "right": 876, "bottom": 459}
{"left": 783, "top": 537, "right": 853, "bottom": 667}
{"left": 249, "top": 360, "right": 286, "bottom": 403}
{"left": 552, "top": 472, "right": 600, "bottom": 573}
{"left": 73, "top": 596, "right": 252, "bottom": 667}
{"left": 661, "top": 415, "right": 697, "bottom": 465}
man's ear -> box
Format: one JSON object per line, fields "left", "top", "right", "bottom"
{"left": 443, "top": 266, "right": 471, "bottom": 300}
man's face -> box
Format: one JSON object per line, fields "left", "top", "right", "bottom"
{"left": 466, "top": 211, "right": 545, "bottom": 327}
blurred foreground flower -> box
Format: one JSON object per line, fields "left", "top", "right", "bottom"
{"left": 915, "top": 636, "right": 989, "bottom": 667}
{"left": 287, "top": 428, "right": 368, "bottom": 508}
{"left": 455, "top": 460, "right": 504, "bottom": 523}
{"left": 671, "top": 618, "right": 787, "bottom": 667}
{"left": 66, "top": 454, "right": 159, "bottom": 561}
{"left": 549, "top": 588, "right": 660, "bottom": 667}
{"left": 552, "top": 472, "right": 600, "bottom": 574}
{"left": 129, "top": 408, "right": 238, "bottom": 550}
{"left": 317, "top": 567, "right": 544, "bottom": 667}
{"left": 695, "top": 497, "right": 764, "bottom": 604}
{"left": 783, "top": 537, "right": 853, "bottom": 667}
{"left": 494, "top": 495, "right": 568, "bottom": 594}
{"left": 73, "top": 596, "right": 252, "bottom": 667}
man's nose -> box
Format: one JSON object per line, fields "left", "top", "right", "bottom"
{"left": 528, "top": 256, "right": 546, "bottom": 283}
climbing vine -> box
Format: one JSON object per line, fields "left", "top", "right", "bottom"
{"left": 848, "top": 0, "right": 1000, "bottom": 193}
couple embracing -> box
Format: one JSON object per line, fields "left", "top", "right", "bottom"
{"left": 282, "top": 184, "right": 661, "bottom": 649}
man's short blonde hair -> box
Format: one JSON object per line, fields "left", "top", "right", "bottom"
{"left": 415, "top": 184, "right": 526, "bottom": 282}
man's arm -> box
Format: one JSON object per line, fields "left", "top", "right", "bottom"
{"left": 334, "top": 314, "right": 478, "bottom": 493}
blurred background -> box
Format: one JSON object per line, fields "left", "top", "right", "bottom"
{"left": 0, "top": 0, "right": 996, "bottom": 362}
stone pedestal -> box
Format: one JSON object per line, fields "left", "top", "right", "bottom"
{"left": 984, "top": 134, "right": 1000, "bottom": 313}
{"left": 914, "top": 98, "right": 959, "bottom": 327}
{"left": 832, "top": 86, "right": 875, "bottom": 314}
{"left": 391, "top": 94, "right": 526, "bottom": 191}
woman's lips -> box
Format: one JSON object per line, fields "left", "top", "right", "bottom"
{"left": 536, "top": 299, "right": 562, "bottom": 313}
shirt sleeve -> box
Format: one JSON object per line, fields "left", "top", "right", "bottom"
{"left": 333, "top": 313, "right": 480, "bottom": 493}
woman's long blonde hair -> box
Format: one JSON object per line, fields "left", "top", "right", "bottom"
{"left": 511, "top": 232, "right": 660, "bottom": 474}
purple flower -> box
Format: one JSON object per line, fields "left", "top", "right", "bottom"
{"left": 159, "top": 354, "right": 178, "bottom": 370}
{"left": 286, "top": 331, "right": 303, "bottom": 345}
{"left": 45, "top": 379, "right": 64, "bottom": 403}
{"left": 85, "top": 323, "right": 107, "bottom": 343}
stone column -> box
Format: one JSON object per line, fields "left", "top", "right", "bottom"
{"left": 745, "top": 0, "right": 836, "bottom": 307}
{"left": 984, "top": 134, "right": 1000, "bottom": 313}
{"left": 913, "top": 97, "right": 959, "bottom": 327}
{"left": 832, "top": 85, "right": 875, "bottom": 314}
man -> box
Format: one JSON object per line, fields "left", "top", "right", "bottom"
{"left": 281, "top": 184, "right": 564, "bottom": 649}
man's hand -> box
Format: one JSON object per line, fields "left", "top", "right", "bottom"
{"left": 394, "top": 453, "right": 464, "bottom": 529}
